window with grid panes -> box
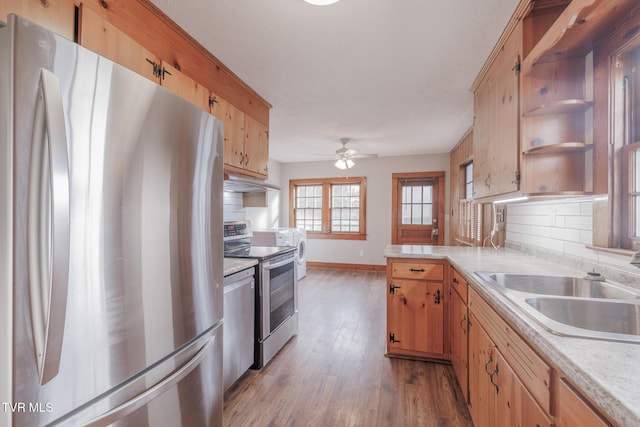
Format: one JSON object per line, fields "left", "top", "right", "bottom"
{"left": 401, "top": 183, "right": 433, "bottom": 225}
{"left": 290, "top": 177, "right": 366, "bottom": 240}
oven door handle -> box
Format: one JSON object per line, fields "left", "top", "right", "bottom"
{"left": 263, "top": 256, "right": 295, "bottom": 271}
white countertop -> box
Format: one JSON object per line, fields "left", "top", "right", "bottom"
{"left": 223, "top": 258, "right": 258, "bottom": 277}
{"left": 385, "top": 245, "right": 640, "bottom": 427}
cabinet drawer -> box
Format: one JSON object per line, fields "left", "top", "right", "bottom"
{"left": 469, "top": 288, "right": 551, "bottom": 414}
{"left": 391, "top": 261, "right": 444, "bottom": 281}
{"left": 451, "top": 268, "right": 468, "bottom": 303}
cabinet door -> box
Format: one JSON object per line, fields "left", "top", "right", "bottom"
{"left": 468, "top": 313, "right": 497, "bottom": 427}
{"left": 387, "top": 280, "right": 444, "bottom": 356}
{"left": 77, "top": 4, "right": 159, "bottom": 83}
{"left": 244, "top": 115, "right": 269, "bottom": 177}
{"left": 211, "top": 94, "right": 245, "bottom": 170}
{"left": 160, "top": 62, "right": 210, "bottom": 112}
{"left": 554, "top": 377, "right": 610, "bottom": 427}
{"left": 473, "top": 22, "right": 522, "bottom": 198}
{"left": 495, "top": 351, "right": 553, "bottom": 427}
{"left": 1, "top": 0, "right": 75, "bottom": 40}
{"left": 450, "top": 289, "right": 468, "bottom": 401}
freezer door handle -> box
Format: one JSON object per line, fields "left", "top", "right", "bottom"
{"left": 84, "top": 332, "right": 217, "bottom": 427}
{"left": 27, "top": 69, "right": 70, "bottom": 385}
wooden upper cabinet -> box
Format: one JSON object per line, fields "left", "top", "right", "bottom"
{"left": 243, "top": 115, "right": 269, "bottom": 178}
{"left": 0, "top": 0, "right": 75, "bottom": 40}
{"left": 77, "top": 4, "right": 159, "bottom": 83}
{"left": 212, "top": 94, "right": 246, "bottom": 170}
{"left": 159, "top": 62, "right": 210, "bottom": 112}
{"left": 473, "top": 21, "right": 522, "bottom": 199}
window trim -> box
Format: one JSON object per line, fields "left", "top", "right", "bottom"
{"left": 289, "top": 177, "right": 367, "bottom": 240}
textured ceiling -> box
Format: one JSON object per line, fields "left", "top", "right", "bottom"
{"left": 150, "top": 0, "right": 520, "bottom": 163}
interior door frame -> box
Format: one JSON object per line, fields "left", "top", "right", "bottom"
{"left": 391, "top": 171, "right": 445, "bottom": 245}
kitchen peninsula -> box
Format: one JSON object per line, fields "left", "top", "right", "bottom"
{"left": 385, "top": 244, "right": 640, "bottom": 427}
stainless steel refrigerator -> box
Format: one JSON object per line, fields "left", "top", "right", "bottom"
{"left": 0, "top": 15, "right": 224, "bottom": 426}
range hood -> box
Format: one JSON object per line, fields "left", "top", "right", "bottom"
{"left": 223, "top": 173, "right": 281, "bottom": 193}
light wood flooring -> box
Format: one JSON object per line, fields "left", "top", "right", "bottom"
{"left": 223, "top": 268, "right": 473, "bottom": 427}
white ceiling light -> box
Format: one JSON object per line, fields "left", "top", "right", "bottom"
{"left": 334, "top": 158, "right": 355, "bottom": 170}
{"left": 304, "top": 0, "right": 340, "bottom": 5}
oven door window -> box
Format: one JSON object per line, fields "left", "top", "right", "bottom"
{"left": 268, "top": 262, "right": 295, "bottom": 333}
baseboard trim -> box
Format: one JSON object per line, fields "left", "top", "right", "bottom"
{"left": 307, "top": 262, "right": 386, "bottom": 272}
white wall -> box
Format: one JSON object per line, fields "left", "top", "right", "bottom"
{"left": 279, "top": 154, "right": 450, "bottom": 266}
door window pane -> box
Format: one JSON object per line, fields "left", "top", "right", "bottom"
{"left": 401, "top": 183, "right": 433, "bottom": 225}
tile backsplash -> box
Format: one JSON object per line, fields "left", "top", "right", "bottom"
{"left": 223, "top": 191, "right": 245, "bottom": 222}
{"left": 506, "top": 198, "right": 594, "bottom": 259}
{"left": 506, "top": 197, "right": 640, "bottom": 288}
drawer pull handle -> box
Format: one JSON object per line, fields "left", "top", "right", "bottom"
{"left": 409, "top": 268, "right": 425, "bottom": 273}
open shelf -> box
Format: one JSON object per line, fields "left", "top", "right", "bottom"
{"left": 523, "top": 142, "right": 592, "bottom": 155}
{"left": 523, "top": 99, "right": 592, "bottom": 116}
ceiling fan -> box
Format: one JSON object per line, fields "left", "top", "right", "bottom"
{"left": 331, "top": 138, "right": 377, "bottom": 169}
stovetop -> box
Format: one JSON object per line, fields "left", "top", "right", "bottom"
{"left": 224, "top": 245, "right": 296, "bottom": 261}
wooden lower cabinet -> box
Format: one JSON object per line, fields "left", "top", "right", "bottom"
{"left": 554, "top": 376, "right": 611, "bottom": 427}
{"left": 450, "top": 272, "right": 468, "bottom": 401}
{"left": 386, "top": 259, "right": 446, "bottom": 359}
{"left": 468, "top": 312, "right": 552, "bottom": 427}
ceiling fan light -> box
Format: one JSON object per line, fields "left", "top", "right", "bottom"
{"left": 334, "top": 158, "right": 355, "bottom": 169}
{"left": 304, "top": 0, "right": 340, "bottom": 5}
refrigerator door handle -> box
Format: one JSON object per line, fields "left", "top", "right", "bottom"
{"left": 84, "top": 333, "right": 217, "bottom": 427}
{"left": 27, "top": 69, "right": 71, "bottom": 385}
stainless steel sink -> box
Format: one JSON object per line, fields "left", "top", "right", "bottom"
{"left": 525, "top": 297, "right": 640, "bottom": 339}
{"left": 476, "top": 272, "right": 640, "bottom": 299}
{"left": 474, "top": 271, "right": 640, "bottom": 343}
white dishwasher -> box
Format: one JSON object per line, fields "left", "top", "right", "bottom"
{"left": 223, "top": 267, "right": 255, "bottom": 392}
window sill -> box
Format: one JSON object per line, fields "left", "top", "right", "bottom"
{"left": 585, "top": 245, "right": 636, "bottom": 256}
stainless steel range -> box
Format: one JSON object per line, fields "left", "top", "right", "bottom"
{"left": 223, "top": 221, "right": 298, "bottom": 368}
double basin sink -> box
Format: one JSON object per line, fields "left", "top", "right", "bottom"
{"left": 475, "top": 272, "right": 640, "bottom": 343}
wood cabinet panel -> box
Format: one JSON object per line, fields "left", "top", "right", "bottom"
{"left": 0, "top": 0, "right": 75, "bottom": 40}
{"left": 386, "top": 259, "right": 446, "bottom": 359}
{"left": 450, "top": 287, "right": 468, "bottom": 402}
{"left": 495, "top": 350, "right": 553, "bottom": 427}
{"left": 211, "top": 94, "right": 245, "bottom": 169}
{"left": 244, "top": 115, "right": 269, "bottom": 177}
{"left": 473, "top": 22, "right": 522, "bottom": 199}
{"left": 390, "top": 260, "right": 444, "bottom": 281}
{"left": 160, "top": 61, "right": 210, "bottom": 112}
{"left": 468, "top": 313, "right": 497, "bottom": 427}
{"left": 77, "top": 4, "right": 159, "bottom": 83}
{"left": 554, "top": 376, "right": 611, "bottom": 427}
{"left": 451, "top": 268, "right": 468, "bottom": 303}
{"left": 469, "top": 287, "right": 551, "bottom": 414}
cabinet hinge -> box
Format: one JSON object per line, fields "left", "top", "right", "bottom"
{"left": 512, "top": 60, "right": 521, "bottom": 75}
{"left": 389, "top": 284, "right": 401, "bottom": 294}
{"left": 209, "top": 97, "right": 218, "bottom": 108}
{"left": 389, "top": 333, "right": 400, "bottom": 343}
{"left": 512, "top": 171, "right": 521, "bottom": 185}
